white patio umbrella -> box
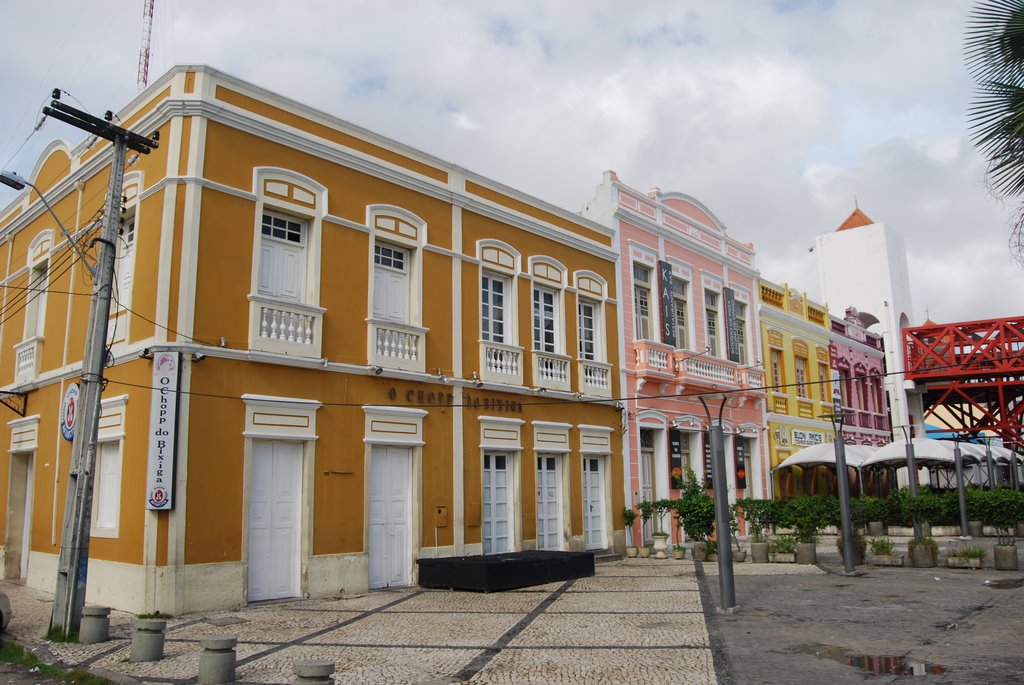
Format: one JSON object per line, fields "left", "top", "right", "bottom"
{"left": 771, "top": 443, "right": 875, "bottom": 471}
{"left": 859, "top": 438, "right": 981, "bottom": 469}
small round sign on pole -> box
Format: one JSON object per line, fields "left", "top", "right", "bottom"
{"left": 60, "top": 383, "right": 79, "bottom": 442}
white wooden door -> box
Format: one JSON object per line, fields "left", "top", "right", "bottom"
{"left": 20, "top": 454, "right": 34, "bottom": 578}
{"left": 373, "top": 245, "right": 409, "bottom": 323}
{"left": 583, "top": 457, "right": 606, "bottom": 550}
{"left": 248, "top": 441, "right": 302, "bottom": 602}
{"left": 483, "top": 453, "right": 512, "bottom": 554}
{"left": 536, "top": 455, "right": 562, "bottom": 551}
{"left": 368, "top": 446, "right": 412, "bottom": 589}
{"left": 640, "top": 447, "right": 654, "bottom": 543}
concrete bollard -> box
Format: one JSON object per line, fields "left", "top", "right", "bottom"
{"left": 198, "top": 635, "right": 237, "bottom": 684}
{"left": 130, "top": 618, "right": 167, "bottom": 662}
{"left": 293, "top": 659, "right": 334, "bottom": 685}
{"left": 79, "top": 606, "right": 111, "bottom": 644}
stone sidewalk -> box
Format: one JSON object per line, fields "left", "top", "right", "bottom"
{"left": 0, "top": 559, "right": 769, "bottom": 685}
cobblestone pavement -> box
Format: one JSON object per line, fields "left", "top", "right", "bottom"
{"left": 1, "top": 559, "right": 779, "bottom": 685}
{"left": 707, "top": 540, "right": 1024, "bottom": 684}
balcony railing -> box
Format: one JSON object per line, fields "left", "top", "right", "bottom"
{"left": 369, "top": 319, "right": 428, "bottom": 373}
{"left": 678, "top": 353, "right": 736, "bottom": 384}
{"left": 634, "top": 340, "right": 673, "bottom": 376}
{"left": 14, "top": 337, "right": 42, "bottom": 383}
{"left": 480, "top": 341, "right": 523, "bottom": 385}
{"left": 796, "top": 397, "right": 816, "bottom": 419}
{"left": 739, "top": 367, "right": 765, "bottom": 390}
{"left": 249, "top": 296, "right": 324, "bottom": 358}
{"left": 532, "top": 350, "right": 571, "bottom": 392}
{"left": 579, "top": 359, "right": 612, "bottom": 398}
{"left": 771, "top": 393, "right": 788, "bottom": 414}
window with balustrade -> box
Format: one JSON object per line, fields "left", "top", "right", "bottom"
{"left": 818, "top": 361, "right": 830, "bottom": 402}
{"left": 14, "top": 230, "right": 53, "bottom": 383}
{"left": 477, "top": 241, "right": 522, "bottom": 384}
{"left": 573, "top": 270, "right": 610, "bottom": 397}
{"left": 794, "top": 355, "right": 809, "bottom": 398}
{"left": 529, "top": 257, "right": 569, "bottom": 391}
{"left": 249, "top": 169, "right": 326, "bottom": 358}
{"left": 367, "top": 205, "right": 427, "bottom": 372}
{"left": 770, "top": 348, "right": 784, "bottom": 392}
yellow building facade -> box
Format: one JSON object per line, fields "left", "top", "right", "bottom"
{"left": 757, "top": 280, "right": 835, "bottom": 496}
{"left": 0, "top": 66, "right": 623, "bottom": 614}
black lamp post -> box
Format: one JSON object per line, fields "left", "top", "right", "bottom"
{"left": 822, "top": 411, "right": 856, "bottom": 573}
{"left": 699, "top": 396, "right": 736, "bottom": 612}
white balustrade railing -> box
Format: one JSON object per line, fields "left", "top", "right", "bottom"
{"left": 579, "top": 360, "right": 612, "bottom": 397}
{"left": 635, "top": 344, "right": 670, "bottom": 371}
{"left": 248, "top": 296, "right": 324, "bottom": 358}
{"left": 14, "top": 338, "right": 40, "bottom": 382}
{"left": 375, "top": 325, "right": 420, "bottom": 360}
{"left": 533, "top": 351, "right": 571, "bottom": 391}
{"left": 682, "top": 356, "right": 736, "bottom": 384}
{"left": 481, "top": 341, "right": 523, "bottom": 385}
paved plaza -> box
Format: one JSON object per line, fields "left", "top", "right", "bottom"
{"left": 1, "top": 559, "right": 734, "bottom": 685}
{"left": 5, "top": 545, "right": 1021, "bottom": 684}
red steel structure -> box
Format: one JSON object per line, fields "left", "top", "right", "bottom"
{"left": 903, "top": 316, "right": 1024, "bottom": 448}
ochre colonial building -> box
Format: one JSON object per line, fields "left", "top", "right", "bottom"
{"left": 0, "top": 66, "right": 624, "bottom": 614}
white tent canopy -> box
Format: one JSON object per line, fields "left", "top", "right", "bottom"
{"left": 772, "top": 443, "right": 875, "bottom": 472}
{"left": 859, "top": 438, "right": 982, "bottom": 469}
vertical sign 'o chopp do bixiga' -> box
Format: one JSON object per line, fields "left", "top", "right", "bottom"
{"left": 658, "top": 260, "right": 676, "bottom": 348}
{"left": 146, "top": 352, "right": 180, "bottom": 510}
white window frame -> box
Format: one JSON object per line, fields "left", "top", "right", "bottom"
{"left": 481, "top": 270, "right": 512, "bottom": 344}
{"left": 704, "top": 289, "right": 720, "bottom": 357}
{"left": 633, "top": 263, "right": 652, "bottom": 341}
{"left": 533, "top": 286, "right": 560, "bottom": 353}
{"left": 92, "top": 440, "right": 123, "bottom": 536}
{"left": 733, "top": 301, "right": 747, "bottom": 364}
{"left": 672, "top": 277, "right": 689, "bottom": 350}
{"left": 258, "top": 210, "right": 308, "bottom": 302}
{"left": 577, "top": 297, "right": 601, "bottom": 361}
{"left": 372, "top": 241, "right": 410, "bottom": 323}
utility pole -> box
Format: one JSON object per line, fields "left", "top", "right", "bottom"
{"left": 43, "top": 91, "right": 157, "bottom": 637}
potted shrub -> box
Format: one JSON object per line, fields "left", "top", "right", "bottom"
{"left": 784, "top": 496, "right": 831, "bottom": 564}
{"left": 705, "top": 539, "right": 719, "bottom": 562}
{"left": 623, "top": 507, "right": 638, "bottom": 557}
{"left": 868, "top": 537, "right": 903, "bottom": 567}
{"left": 978, "top": 488, "right": 1023, "bottom": 570}
{"left": 651, "top": 498, "right": 674, "bottom": 559}
{"left": 835, "top": 530, "right": 866, "bottom": 566}
{"left": 736, "top": 498, "right": 776, "bottom": 563}
{"left": 852, "top": 496, "right": 890, "bottom": 536}
{"left": 673, "top": 468, "right": 715, "bottom": 562}
{"left": 637, "top": 500, "right": 654, "bottom": 557}
{"left": 672, "top": 544, "right": 687, "bottom": 560}
{"left": 908, "top": 536, "right": 939, "bottom": 568}
{"left": 946, "top": 545, "right": 986, "bottom": 569}
{"left": 768, "top": 534, "right": 796, "bottom": 563}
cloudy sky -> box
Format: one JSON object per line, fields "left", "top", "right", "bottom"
{"left": 1, "top": 1, "right": 1021, "bottom": 325}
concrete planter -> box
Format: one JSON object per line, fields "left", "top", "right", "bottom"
{"left": 751, "top": 541, "right": 769, "bottom": 563}
{"left": 993, "top": 544, "right": 1019, "bottom": 571}
{"left": 733, "top": 549, "right": 747, "bottom": 563}
{"left": 867, "top": 521, "right": 886, "bottom": 536}
{"left": 638, "top": 546, "right": 652, "bottom": 558}
{"left": 910, "top": 546, "right": 936, "bottom": 568}
{"left": 672, "top": 547, "right": 686, "bottom": 560}
{"left": 625, "top": 547, "right": 639, "bottom": 558}
{"left": 130, "top": 619, "right": 167, "bottom": 662}
{"left": 946, "top": 556, "right": 982, "bottom": 569}
{"left": 79, "top": 606, "right": 111, "bottom": 645}
{"left": 968, "top": 520, "right": 984, "bottom": 538}
{"left": 199, "top": 636, "right": 237, "bottom": 685}
{"left": 795, "top": 542, "right": 817, "bottom": 565}
{"left": 293, "top": 660, "right": 334, "bottom": 685}
{"left": 691, "top": 542, "right": 707, "bottom": 562}
{"left": 1015, "top": 523, "right": 1024, "bottom": 538}
{"left": 769, "top": 553, "right": 795, "bottom": 563}
{"left": 870, "top": 554, "right": 904, "bottom": 567}
{"left": 652, "top": 534, "right": 670, "bottom": 559}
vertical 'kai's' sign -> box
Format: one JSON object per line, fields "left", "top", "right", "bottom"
{"left": 146, "top": 352, "right": 180, "bottom": 510}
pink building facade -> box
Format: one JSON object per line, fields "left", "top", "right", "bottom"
{"left": 582, "top": 172, "right": 767, "bottom": 545}
{"left": 829, "top": 308, "right": 890, "bottom": 446}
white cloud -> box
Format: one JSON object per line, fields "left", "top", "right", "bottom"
{"left": 1, "top": 0, "right": 1021, "bottom": 324}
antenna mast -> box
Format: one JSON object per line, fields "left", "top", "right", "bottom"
{"left": 137, "top": 0, "right": 156, "bottom": 90}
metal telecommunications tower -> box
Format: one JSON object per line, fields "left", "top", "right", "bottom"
{"left": 43, "top": 93, "right": 158, "bottom": 637}
{"left": 138, "top": 0, "right": 156, "bottom": 90}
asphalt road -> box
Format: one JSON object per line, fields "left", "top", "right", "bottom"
{"left": 704, "top": 554, "right": 1024, "bottom": 684}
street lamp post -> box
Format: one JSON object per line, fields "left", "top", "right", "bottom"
{"left": 953, "top": 441, "right": 970, "bottom": 538}
{"left": 822, "top": 411, "right": 856, "bottom": 573}
{"left": 699, "top": 396, "right": 736, "bottom": 612}
{"left": 900, "top": 427, "right": 922, "bottom": 539}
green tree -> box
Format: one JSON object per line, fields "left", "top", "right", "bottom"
{"left": 966, "top": 0, "right": 1024, "bottom": 263}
